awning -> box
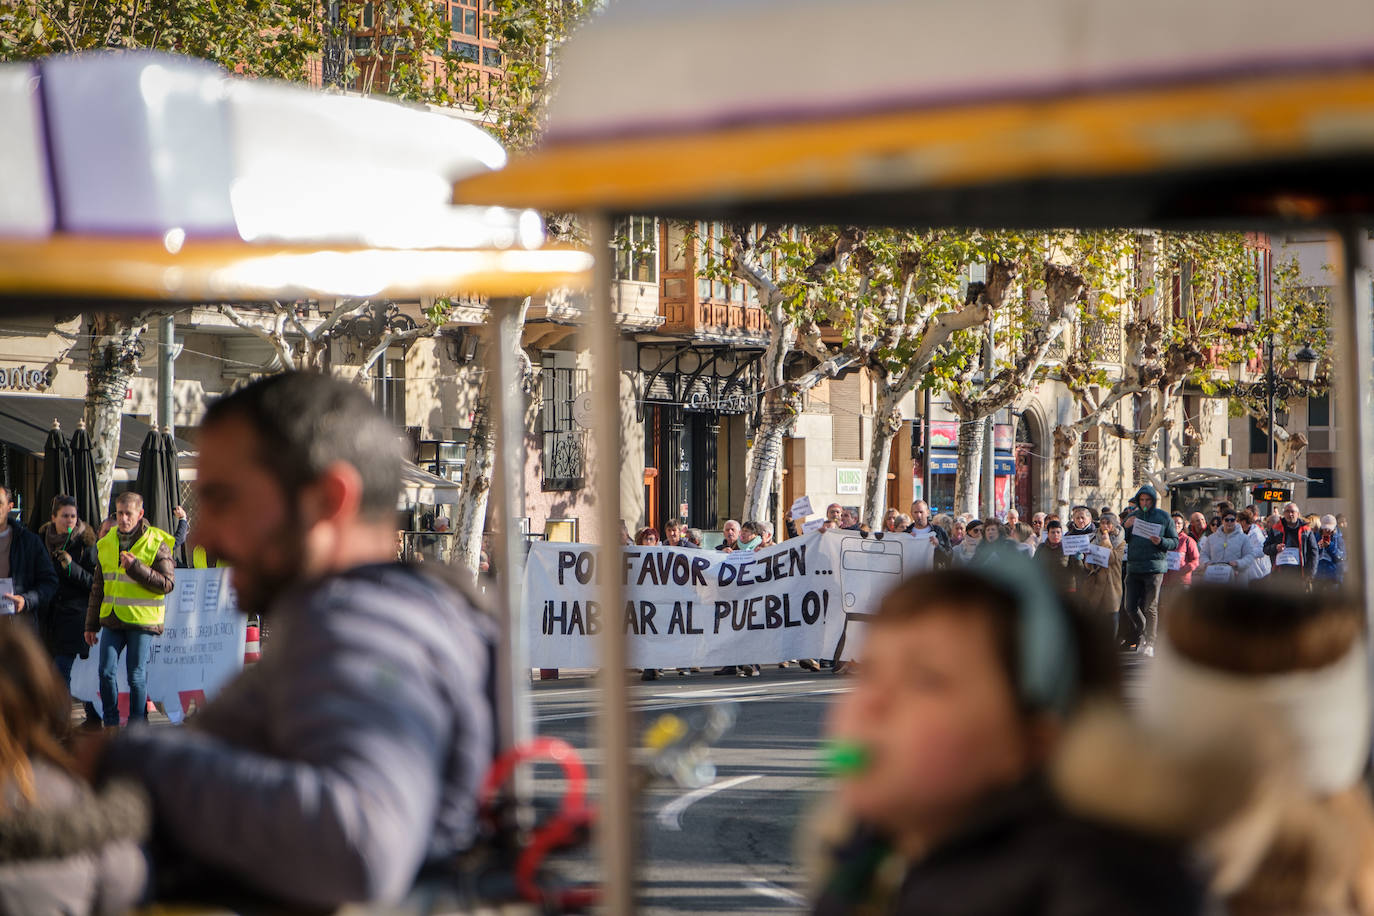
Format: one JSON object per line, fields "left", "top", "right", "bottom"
{"left": 1157, "top": 467, "right": 1315, "bottom": 486}
{"left": 0, "top": 394, "right": 193, "bottom": 470}
{"left": 400, "top": 462, "right": 462, "bottom": 506}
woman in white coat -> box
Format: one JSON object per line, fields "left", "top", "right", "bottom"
{"left": 1237, "top": 509, "right": 1272, "bottom": 584}
{"left": 1198, "top": 510, "right": 1263, "bottom": 585}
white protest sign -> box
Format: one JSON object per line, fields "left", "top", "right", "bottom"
{"left": 0, "top": 578, "right": 13, "bottom": 614}
{"left": 1166, "top": 551, "right": 1183, "bottom": 571}
{"left": 524, "top": 530, "right": 935, "bottom": 669}
{"left": 1277, "top": 547, "right": 1301, "bottom": 567}
{"left": 71, "top": 568, "right": 246, "bottom": 724}
{"left": 1132, "top": 519, "right": 1163, "bottom": 541}
{"left": 1203, "top": 564, "right": 1235, "bottom": 583}
{"left": 803, "top": 518, "right": 826, "bottom": 533}
{"left": 789, "top": 495, "right": 814, "bottom": 521}
{"left": 1084, "top": 544, "right": 1111, "bottom": 568}
{"left": 1060, "top": 534, "right": 1091, "bottom": 555}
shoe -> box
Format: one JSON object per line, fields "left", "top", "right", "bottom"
{"left": 736, "top": 667, "right": 751, "bottom": 678}
{"left": 1141, "top": 642, "right": 1155, "bottom": 658}
{"left": 714, "top": 666, "right": 738, "bottom": 676}
{"left": 751, "top": 664, "right": 762, "bottom": 677}
{"left": 641, "top": 669, "right": 660, "bottom": 681}
{"left": 799, "top": 658, "right": 819, "bottom": 671}
{"left": 778, "top": 661, "right": 791, "bottom": 668}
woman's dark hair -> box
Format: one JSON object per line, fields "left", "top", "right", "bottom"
{"left": 0, "top": 623, "right": 76, "bottom": 808}
{"left": 50, "top": 494, "right": 77, "bottom": 516}
{"left": 1165, "top": 583, "right": 1361, "bottom": 675}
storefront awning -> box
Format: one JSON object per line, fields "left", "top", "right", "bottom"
{"left": 0, "top": 394, "right": 192, "bottom": 469}
{"left": 400, "top": 462, "right": 462, "bottom": 506}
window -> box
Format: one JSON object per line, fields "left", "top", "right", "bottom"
{"left": 830, "top": 373, "right": 862, "bottom": 462}
{"left": 360, "top": 2, "right": 374, "bottom": 27}
{"left": 615, "top": 216, "right": 658, "bottom": 283}
{"left": 1309, "top": 394, "right": 1330, "bottom": 428}
{"left": 373, "top": 357, "right": 405, "bottom": 427}
{"left": 349, "top": 34, "right": 373, "bottom": 53}
{"left": 453, "top": 6, "right": 477, "bottom": 34}
{"left": 541, "top": 358, "right": 587, "bottom": 490}
{"left": 1308, "top": 465, "right": 1336, "bottom": 499}
{"left": 482, "top": 46, "right": 502, "bottom": 67}
{"left": 449, "top": 40, "right": 479, "bottom": 61}
{"left": 1248, "top": 416, "right": 1270, "bottom": 456}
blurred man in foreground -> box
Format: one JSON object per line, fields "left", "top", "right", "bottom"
{"left": 84, "top": 372, "right": 495, "bottom": 908}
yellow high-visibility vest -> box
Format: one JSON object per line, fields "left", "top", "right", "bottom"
{"left": 98, "top": 525, "right": 173, "bottom": 627}
{"left": 192, "top": 545, "right": 227, "bottom": 569}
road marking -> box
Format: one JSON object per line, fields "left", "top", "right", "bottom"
{"left": 656, "top": 774, "right": 762, "bottom": 831}
{"left": 532, "top": 686, "right": 852, "bottom": 722}
{"left": 743, "top": 878, "right": 808, "bottom": 905}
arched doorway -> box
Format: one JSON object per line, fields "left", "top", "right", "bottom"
{"left": 1014, "top": 413, "right": 1042, "bottom": 518}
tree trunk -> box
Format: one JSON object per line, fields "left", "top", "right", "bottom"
{"left": 84, "top": 313, "right": 148, "bottom": 517}
{"left": 1132, "top": 437, "right": 1156, "bottom": 488}
{"left": 1051, "top": 424, "right": 1077, "bottom": 517}
{"left": 742, "top": 407, "right": 787, "bottom": 524}
{"left": 862, "top": 381, "right": 903, "bottom": 528}
{"left": 455, "top": 371, "right": 495, "bottom": 576}
{"left": 954, "top": 417, "right": 985, "bottom": 517}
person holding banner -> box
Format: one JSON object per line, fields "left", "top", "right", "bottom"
{"left": 1263, "top": 502, "right": 1319, "bottom": 584}
{"left": 1197, "top": 511, "right": 1262, "bottom": 586}
{"left": 80, "top": 372, "right": 496, "bottom": 910}
{"left": 1164, "top": 512, "right": 1201, "bottom": 590}
{"left": 83, "top": 491, "right": 175, "bottom": 729}
{"left": 1119, "top": 485, "right": 1177, "bottom": 657}
{"left": 1077, "top": 514, "right": 1126, "bottom": 620}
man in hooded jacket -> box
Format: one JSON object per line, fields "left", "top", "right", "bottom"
{"left": 1119, "top": 485, "right": 1177, "bottom": 656}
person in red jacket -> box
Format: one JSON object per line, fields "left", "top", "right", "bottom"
{"left": 1163, "top": 511, "right": 1200, "bottom": 588}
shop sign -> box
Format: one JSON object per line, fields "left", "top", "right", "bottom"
{"left": 0, "top": 366, "right": 53, "bottom": 391}
{"left": 836, "top": 467, "right": 863, "bottom": 495}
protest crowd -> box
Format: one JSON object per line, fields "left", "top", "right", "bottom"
{"left": 0, "top": 371, "right": 1366, "bottom": 916}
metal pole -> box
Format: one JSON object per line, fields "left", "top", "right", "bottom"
{"left": 589, "top": 214, "right": 636, "bottom": 914}
{"left": 157, "top": 314, "right": 175, "bottom": 436}
{"left": 922, "top": 388, "right": 933, "bottom": 508}
{"left": 1331, "top": 229, "right": 1374, "bottom": 602}
{"left": 982, "top": 326, "right": 995, "bottom": 517}
{"left": 490, "top": 295, "right": 532, "bottom": 820}
{"left": 1267, "top": 332, "right": 1276, "bottom": 470}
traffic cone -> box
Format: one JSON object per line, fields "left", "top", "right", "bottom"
{"left": 244, "top": 622, "right": 261, "bottom": 666}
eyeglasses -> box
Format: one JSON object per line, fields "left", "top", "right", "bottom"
{"left": 1223, "top": 517, "right": 1237, "bottom": 523}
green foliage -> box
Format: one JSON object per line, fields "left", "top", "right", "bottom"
{"left": 2, "top": 0, "right": 322, "bottom": 80}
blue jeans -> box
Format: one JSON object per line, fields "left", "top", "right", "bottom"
{"left": 98, "top": 629, "right": 155, "bottom": 726}
{"left": 54, "top": 654, "right": 102, "bottom": 722}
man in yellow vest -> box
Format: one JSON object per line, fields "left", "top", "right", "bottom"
{"left": 84, "top": 491, "right": 175, "bottom": 728}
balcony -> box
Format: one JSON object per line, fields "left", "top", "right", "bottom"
{"left": 659, "top": 224, "right": 770, "bottom": 345}
{"left": 1078, "top": 440, "right": 1100, "bottom": 488}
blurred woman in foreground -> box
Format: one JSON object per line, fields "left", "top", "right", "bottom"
{"left": 812, "top": 560, "right": 1209, "bottom": 915}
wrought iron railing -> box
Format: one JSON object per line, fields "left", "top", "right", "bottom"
{"left": 1078, "top": 440, "right": 1100, "bottom": 488}
{"left": 542, "top": 429, "right": 587, "bottom": 491}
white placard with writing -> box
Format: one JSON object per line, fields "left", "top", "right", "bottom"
{"left": 1060, "top": 534, "right": 1091, "bottom": 555}
{"left": 1203, "top": 564, "right": 1236, "bottom": 583}
{"left": 0, "top": 578, "right": 13, "bottom": 614}
{"left": 71, "top": 568, "right": 246, "bottom": 724}
{"left": 1277, "top": 547, "right": 1302, "bottom": 567}
{"left": 1084, "top": 544, "right": 1112, "bottom": 568}
{"left": 524, "top": 530, "right": 936, "bottom": 669}
{"left": 803, "top": 518, "right": 826, "bottom": 533}
{"left": 789, "top": 495, "right": 814, "bottom": 521}
{"left": 1132, "top": 519, "right": 1163, "bottom": 541}
{"left": 1166, "top": 551, "right": 1183, "bottom": 571}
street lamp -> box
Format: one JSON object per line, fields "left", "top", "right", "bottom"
{"left": 1294, "top": 344, "right": 1320, "bottom": 383}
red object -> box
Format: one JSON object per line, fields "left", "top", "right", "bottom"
{"left": 244, "top": 625, "right": 261, "bottom": 665}
{"left": 478, "top": 736, "right": 597, "bottom": 909}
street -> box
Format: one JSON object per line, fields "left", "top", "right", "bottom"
{"left": 531, "top": 668, "right": 846, "bottom": 914}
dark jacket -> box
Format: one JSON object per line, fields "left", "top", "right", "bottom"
{"left": 812, "top": 776, "right": 1204, "bottom": 916}
{"left": 101, "top": 563, "right": 497, "bottom": 909}
{"left": 1264, "top": 520, "right": 1319, "bottom": 578}
{"left": 1316, "top": 528, "right": 1346, "bottom": 581}
{"left": 1123, "top": 486, "right": 1178, "bottom": 575}
{"left": 0, "top": 521, "right": 59, "bottom": 627}
{"left": 84, "top": 518, "right": 176, "bottom": 636}
{"left": 38, "top": 520, "right": 99, "bottom": 657}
